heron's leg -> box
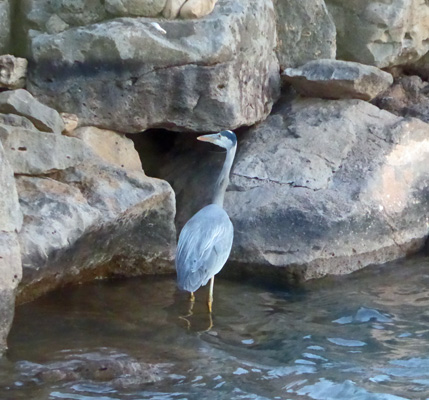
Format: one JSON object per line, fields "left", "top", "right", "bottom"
{"left": 190, "top": 292, "right": 195, "bottom": 302}
{"left": 208, "top": 276, "right": 215, "bottom": 313}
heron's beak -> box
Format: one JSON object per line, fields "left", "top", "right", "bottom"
{"left": 197, "top": 134, "right": 218, "bottom": 143}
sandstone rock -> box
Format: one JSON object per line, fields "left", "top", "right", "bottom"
{"left": 179, "top": 0, "right": 217, "bottom": 19}
{"left": 0, "top": 55, "right": 28, "bottom": 90}
{"left": 325, "top": 0, "right": 429, "bottom": 68}
{"left": 105, "top": 0, "right": 167, "bottom": 17}
{"left": 373, "top": 75, "right": 429, "bottom": 124}
{"left": 165, "top": 97, "right": 429, "bottom": 281}
{"left": 0, "top": 125, "right": 91, "bottom": 175}
{"left": 283, "top": 59, "right": 393, "bottom": 101}
{"left": 162, "top": 0, "right": 187, "bottom": 19}
{"left": 0, "top": 141, "right": 22, "bottom": 353}
{"left": 67, "top": 127, "right": 142, "bottom": 171}
{"left": 26, "top": 0, "right": 280, "bottom": 133}
{"left": 0, "top": 90, "right": 64, "bottom": 133}
{"left": 17, "top": 161, "right": 176, "bottom": 303}
{"left": 274, "top": 0, "right": 336, "bottom": 69}
{"left": 60, "top": 112, "right": 78, "bottom": 135}
{"left": 0, "top": 0, "right": 10, "bottom": 54}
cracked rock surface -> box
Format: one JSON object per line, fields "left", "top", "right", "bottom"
{"left": 24, "top": 0, "right": 280, "bottom": 133}
{"left": 325, "top": 0, "right": 429, "bottom": 68}
{"left": 164, "top": 96, "right": 429, "bottom": 281}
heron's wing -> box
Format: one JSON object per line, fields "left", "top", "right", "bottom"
{"left": 176, "top": 204, "right": 233, "bottom": 292}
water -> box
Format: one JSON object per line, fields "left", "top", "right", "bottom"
{"left": 1, "top": 256, "right": 429, "bottom": 400}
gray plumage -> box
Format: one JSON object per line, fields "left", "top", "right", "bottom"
{"left": 176, "top": 204, "right": 233, "bottom": 292}
{"left": 175, "top": 130, "right": 237, "bottom": 299}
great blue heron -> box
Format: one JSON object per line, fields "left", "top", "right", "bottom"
{"left": 176, "top": 130, "right": 237, "bottom": 313}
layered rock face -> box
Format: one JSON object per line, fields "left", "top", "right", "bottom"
{"left": 0, "top": 90, "right": 177, "bottom": 305}
{"left": 23, "top": 0, "right": 280, "bottom": 133}
{"left": 165, "top": 97, "right": 429, "bottom": 280}
{"left": 326, "top": 0, "right": 429, "bottom": 68}
{"left": 274, "top": 0, "right": 336, "bottom": 69}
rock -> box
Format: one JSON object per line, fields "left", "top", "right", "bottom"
{"left": 25, "top": 0, "right": 280, "bottom": 133}
{"left": 0, "top": 142, "right": 22, "bottom": 232}
{"left": 16, "top": 161, "right": 176, "bottom": 303}
{"left": 0, "top": 55, "right": 28, "bottom": 90}
{"left": 14, "top": 0, "right": 107, "bottom": 55}
{"left": 67, "top": 127, "right": 142, "bottom": 171}
{"left": 165, "top": 97, "right": 429, "bottom": 281}
{"left": 0, "top": 141, "right": 22, "bottom": 353}
{"left": 60, "top": 112, "right": 78, "bottom": 135}
{"left": 0, "top": 232, "right": 22, "bottom": 353}
{"left": 325, "top": 0, "right": 429, "bottom": 68}
{"left": 373, "top": 75, "right": 429, "bottom": 124}
{"left": 179, "top": 0, "right": 217, "bottom": 19}
{"left": 0, "top": 0, "right": 10, "bottom": 53}
{"left": 17, "top": 350, "right": 166, "bottom": 388}
{"left": 283, "top": 59, "right": 393, "bottom": 101}
{"left": 105, "top": 0, "right": 167, "bottom": 17}
{"left": 0, "top": 125, "right": 91, "bottom": 175}
{"left": 45, "top": 14, "right": 70, "bottom": 34}
{"left": 274, "top": 0, "right": 336, "bottom": 69}
{"left": 0, "top": 113, "right": 36, "bottom": 130}
{"left": 404, "top": 52, "right": 429, "bottom": 81}
{"left": 0, "top": 90, "right": 64, "bottom": 133}
{"left": 162, "top": 0, "right": 187, "bottom": 19}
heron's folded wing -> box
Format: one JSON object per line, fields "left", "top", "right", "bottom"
{"left": 176, "top": 206, "right": 233, "bottom": 291}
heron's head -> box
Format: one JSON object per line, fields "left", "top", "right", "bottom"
{"left": 197, "top": 130, "right": 237, "bottom": 150}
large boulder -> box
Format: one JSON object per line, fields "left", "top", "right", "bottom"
{"left": 274, "top": 0, "right": 336, "bottom": 69}
{"left": 0, "top": 0, "right": 10, "bottom": 53}
{"left": 0, "top": 114, "right": 176, "bottom": 303}
{"left": 16, "top": 161, "right": 176, "bottom": 303}
{"left": 164, "top": 97, "right": 429, "bottom": 281}
{"left": 325, "top": 0, "right": 429, "bottom": 68}
{"left": 24, "top": 0, "right": 280, "bottom": 133}
{"left": 0, "top": 141, "right": 22, "bottom": 353}
{"left": 283, "top": 60, "right": 393, "bottom": 101}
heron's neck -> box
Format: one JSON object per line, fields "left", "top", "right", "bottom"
{"left": 212, "top": 144, "right": 236, "bottom": 207}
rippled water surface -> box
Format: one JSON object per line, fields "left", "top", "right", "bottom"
{"left": 2, "top": 256, "right": 429, "bottom": 399}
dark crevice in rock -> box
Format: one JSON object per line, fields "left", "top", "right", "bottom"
{"left": 127, "top": 129, "right": 179, "bottom": 179}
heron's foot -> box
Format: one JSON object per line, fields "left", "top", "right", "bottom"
{"left": 200, "top": 313, "right": 214, "bottom": 333}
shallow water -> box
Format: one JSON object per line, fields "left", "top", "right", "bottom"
{"left": 2, "top": 256, "right": 429, "bottom": 400}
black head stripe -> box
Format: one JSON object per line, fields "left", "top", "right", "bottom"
{"left": 220, "top": 130, "right": 237, "bottom": 144}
